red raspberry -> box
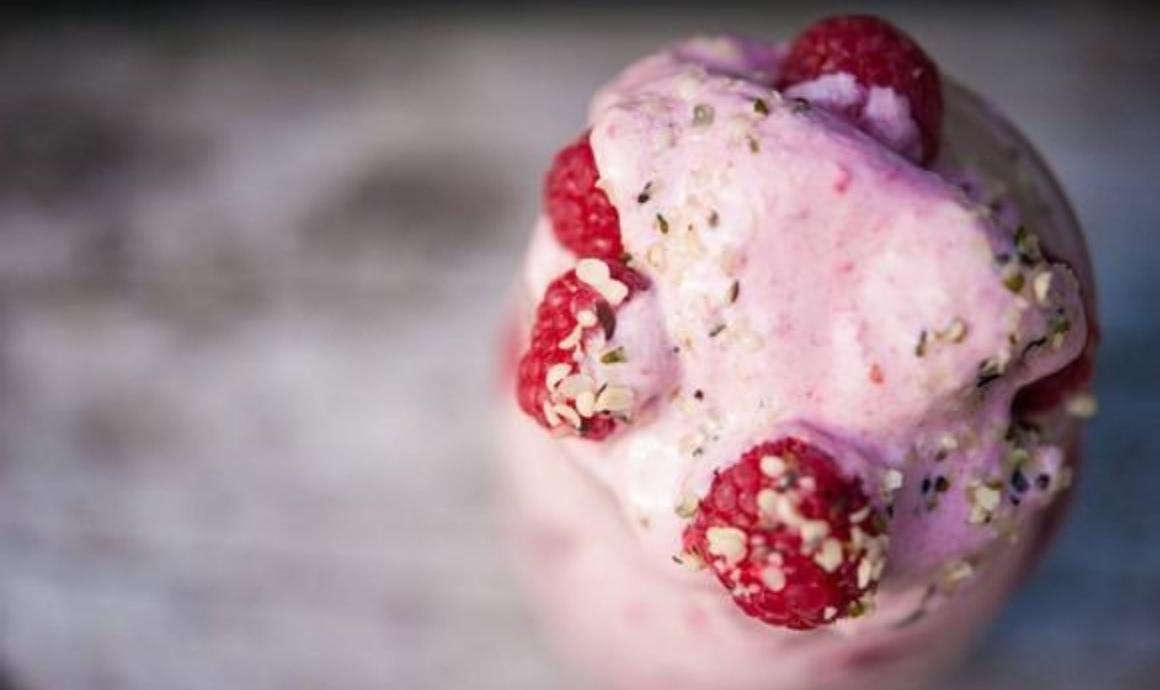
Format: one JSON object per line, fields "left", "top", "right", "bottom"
{"left": 1014, "top": 323, "right": 1098, "bottom": 415}
{"left": 779, "top": 15, "right": 943, "bottom": 164}
{"left": 516, "top": 258, "right": 648, "bottom": 440}
{"left": 681, "top": 438, "right": 888, "bottom": 630}
{"left": 544, "top": 131, "right": 624, "bottom": 260}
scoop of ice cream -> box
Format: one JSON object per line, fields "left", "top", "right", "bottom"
{"left": 514, "top": 32, "right": 1091, "bottom": 630}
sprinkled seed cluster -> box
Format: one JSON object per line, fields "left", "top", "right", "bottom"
{"left": 915, "top": 316, "right": 970, "bottom": 359}
{"left": 550, "top": 261, "right": 636, "bottom": 428}
{"left": 972, "top": 224, "right": 1079, "bottom": 390}
{"left": 918, "top": 470, "right": 953, "bottom": 512}
{"left": 934, "top": 434, "right": 959, "bottom": 461}
{"left": 629, "top": 81, "right": 800, "bottom": 356}
{"left": 965, "top": 480, "right": 1004, "bottom": 525}
{"left": 680, "top": 438, "right": 889, "bottom": 630}
{"left": 881, "top": 468, "right": 904, "bottom": 493}
{"left": 516, "top": 259, "right": 648, "bottom": 440}
{"left": 576, "top": 258, "right": 631, "bottom": 307}
{"left": 909, "top": 218, "right": 1084, "bottom": 403}
{"left": 937, "top": 557, "right": 977, "bottom": 594}
{"left": 954, "top": 420, "right": 1075, "bottom": 527}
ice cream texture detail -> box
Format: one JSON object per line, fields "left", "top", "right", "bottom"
{"left": 513, "top": 18, "right": 1091, "bottom": 632}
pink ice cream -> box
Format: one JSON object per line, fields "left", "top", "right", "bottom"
{"left": 501, "top": 33, "right": 1094, "bottom": 690}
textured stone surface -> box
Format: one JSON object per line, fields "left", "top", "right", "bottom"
{"left": 1, "top": 5, "right": 1158, "bottom": 689}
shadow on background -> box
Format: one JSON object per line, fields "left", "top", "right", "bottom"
{"left": 0, "top": 666, "right": 21, "bottom": 690}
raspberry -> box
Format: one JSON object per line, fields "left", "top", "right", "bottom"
{"left": 779, "top": 15, "right": 943, "bottom": 164}
{"left": 681, "top": 438, "right": 888, "bottom": 630}
{"left": 544, "top": 131, "right": 624, "bottom": 260}
{"left": 516, "top": 258, "right": 648, "bottom": 440}
{"left": 1014, "top": 323, "right": 1098, "bottom": 415}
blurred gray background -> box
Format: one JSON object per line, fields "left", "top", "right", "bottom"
{"left": 0, "top": 2, "right": 1158, "bottom": 689}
